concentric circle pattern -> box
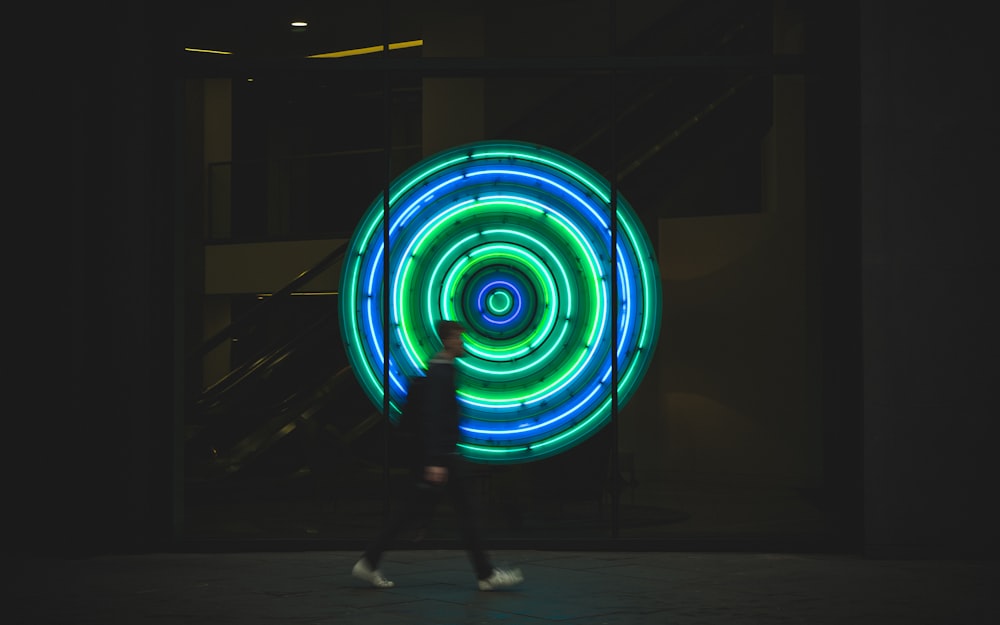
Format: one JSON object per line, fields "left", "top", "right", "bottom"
{"left": 340, "top": 141, "right": 661, "bottom": 464}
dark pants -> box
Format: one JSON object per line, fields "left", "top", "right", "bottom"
{"left": 363, "top": 455, "right": 493, "bottom": 580}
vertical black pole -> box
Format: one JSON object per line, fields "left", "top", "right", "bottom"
{"left": 609, "top": 0, "right": 620, "bottom": 539}
{"left": 381, "top": 0, "right": 393, "bottom": 514}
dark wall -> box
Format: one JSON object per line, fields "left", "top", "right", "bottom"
{"left": 803, "top": 1, "right": 865, "bottom": 551}
{"left": 860, "top": 1, "right": 998, "bottom": 557}
{"left": 62, "top": 1, "right": 179, "bottom": 556}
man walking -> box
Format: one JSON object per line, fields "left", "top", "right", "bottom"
{"left": 352, "top": 320, "right": 524, "bottom": 591}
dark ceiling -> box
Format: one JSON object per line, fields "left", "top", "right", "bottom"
{"left": 80, "top": 1, "right": 782, "bottom": 71}
{"left": 148, "top": 0, "right": 720, "bottom": 63}
{"left": 174, "top": 2, "right": 423, "bottom": 58}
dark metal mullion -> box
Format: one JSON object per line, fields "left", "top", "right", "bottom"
{"left": 609, "top": 0, "right": 620, "bottom": 540}
{"left": 381, "top": 0, "right": 393, "bottom": 513}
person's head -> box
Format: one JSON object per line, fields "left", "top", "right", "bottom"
{"left": 436, "top": 320, "right": 467, "bottom": 359}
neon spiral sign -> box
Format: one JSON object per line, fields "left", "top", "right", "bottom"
{"left": 340, "top": 141, "right": 661, "bottom": 464}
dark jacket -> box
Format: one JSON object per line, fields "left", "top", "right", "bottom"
{"left": 420, "top": 356, "right": 461, "bottom": 465}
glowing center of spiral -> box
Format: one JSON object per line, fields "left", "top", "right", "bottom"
{"left": 484, "top": 285, "right": 516, "bottom": 318}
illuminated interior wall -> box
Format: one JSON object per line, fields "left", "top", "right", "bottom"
{"left": 340, "top": 141, "right": 662, "bottom": 464}
{"left": 635, "top": 74, "right": 816, "bottom": 489}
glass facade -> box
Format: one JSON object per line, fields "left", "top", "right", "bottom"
{"left": 177, "top": 1, "right": 844, "bottom": 548}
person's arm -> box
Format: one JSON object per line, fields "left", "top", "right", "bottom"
{"left": 424, "top": 465, "right": 448, "bottom": 484}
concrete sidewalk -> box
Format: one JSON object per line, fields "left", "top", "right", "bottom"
{"left": 14, "top": 549, "right": 997, "bottom": 624}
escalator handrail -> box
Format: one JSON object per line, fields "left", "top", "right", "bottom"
{"left": 188, "top": 240, "right": 348, "bottom": 362}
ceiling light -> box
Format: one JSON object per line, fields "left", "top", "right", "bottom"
{"left": 184, "top": 48, "right": 234, "bottom": 55}
{"left": 307, "top": 39, "right": 423, "bottom": 59}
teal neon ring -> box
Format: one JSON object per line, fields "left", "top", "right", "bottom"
{"left": 340, "top": 140, "right": 661, "bottom": 464}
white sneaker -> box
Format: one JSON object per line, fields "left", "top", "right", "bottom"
{"left": 352, "top": 558, "right": 394, "bottom": 588}
{"left": 478, "top": 567, "right": 524, "bottom": 591}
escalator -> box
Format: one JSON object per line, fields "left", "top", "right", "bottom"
{"left": 184, "top": 243, "right": 385, "bottom": 493}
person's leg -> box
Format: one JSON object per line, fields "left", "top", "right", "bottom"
{"left": 363, "top": 476, "right": 433, "bottom": 568}
{"left": 410, "top": 478, "right": 437, "bottom": 541}
{"left": 354, "top": 477, "right": 435, "bottom": 588}
{"left": 445, "top": 458, "right": 524, "bottom": 590}
{"left": 446, "top": 458, "right": 493, "bottom": 580}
